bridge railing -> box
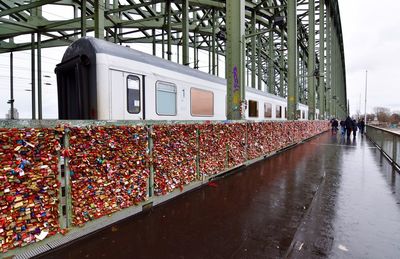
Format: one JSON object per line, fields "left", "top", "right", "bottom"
{"left": 0, "top": 119, "right": 329, "bottom": 256}
{"left": 366, "top": 125, "right": 399, "bottom": 168}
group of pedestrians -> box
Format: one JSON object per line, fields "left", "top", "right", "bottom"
{"left": 330, "top": 117, "right": 365, "bottom": 138}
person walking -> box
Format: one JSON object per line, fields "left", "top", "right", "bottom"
{"left": 345, "top": 116, "right": 353, "bottom": 139}
{"left": 359, "top": 118, "right": 365, "bottom": 135}
{"left": 352, "top": 119, "right": 358, "bottom": 138}
{"left": 331, "top": 118, "right": 338, "bottom": 134}
{"left": 340, "top": 119, "right": 346, "bottom": 136}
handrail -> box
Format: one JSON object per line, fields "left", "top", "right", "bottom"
{"left": 366, "top": 125, "right": 399, "bottom": 170}
{"left": 367, "top": 124, "right": 400, "bottom": 136}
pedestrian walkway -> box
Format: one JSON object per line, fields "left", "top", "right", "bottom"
{"left": 35, "top": 132, "right": 400, "bottom": 259}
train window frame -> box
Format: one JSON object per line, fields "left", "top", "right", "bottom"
{"left": 249, "top": 100, "right": 259, "bottom": 118}
{"left": 127, "top": 75, "right": 141, "bottom": 114}
{"left": 190, "top": 87, "right": 214, "bottom": 117}
{"left": 155, "top": 81, "right": 177, "bottom": 116}
{"left": 264, "top": 102, "right": 272, "bottom": 118}
{"left": 276, "top": 105, "right": 282, "bottom": 118}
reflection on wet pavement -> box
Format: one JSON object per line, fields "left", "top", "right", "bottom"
{"left": 288, "top": 134, "right": 400, "bottom": 259}
{"left": 36, "top": 133, "right": 400, "bottom": 259}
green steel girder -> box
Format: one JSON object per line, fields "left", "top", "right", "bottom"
{"left": 0, "top": 0, "right": 347, "bottom": 121}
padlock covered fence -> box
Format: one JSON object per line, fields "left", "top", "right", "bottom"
{"left": 0, "top": 120, "right": 329, "bottom": 254}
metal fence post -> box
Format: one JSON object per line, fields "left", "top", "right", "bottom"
{"left": 64, "top": 128, "right": 72, "bottom": 228}
{"left": 226, "top": 143, "right": 229, "bottom": 169}
{"left": 245, "top": 122, "right": 249, "bottom": 161}
{"left": 196, "top": 127, "right": 202, "bottom": 181}
{"left": 393, "top": 135, "right": 398, "bottom": 166}
{"left": 148, "top": 125, "right": 154, "bottom": 197}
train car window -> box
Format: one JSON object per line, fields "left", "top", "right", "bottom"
{"left": 156, "top": 81, "right": 177, "bottom": 116}
{"left": 276, "top": 105, "right": 282, "bottom": 118}
{"left": 264, "top": 103, "right": 272, "bottom": 118}
{"left": 127, "top": 75, "right": 140, "bottom": 114}
{"left": 249, "top": 100, "right": 258, "bottom": 118}
{"left": 191, "top": 88, "right": 214, "bottom": 116}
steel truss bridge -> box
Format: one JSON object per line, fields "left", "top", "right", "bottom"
{"left": 0, "top": 0, "right": 347, "bottom": 120}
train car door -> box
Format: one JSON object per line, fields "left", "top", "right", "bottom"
{"left": 110, "top": 69, "right": 143, "bottom": 120}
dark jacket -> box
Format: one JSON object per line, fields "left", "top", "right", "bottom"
{"left": 352, "top": 120, "right": 357, "bottom": 131}
{"left": 345, "top": 116, "right": 353, "bottom": 130}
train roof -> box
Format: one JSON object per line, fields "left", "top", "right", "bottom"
{"left": 60, "top": 37, "right": 226, "bottom": 85}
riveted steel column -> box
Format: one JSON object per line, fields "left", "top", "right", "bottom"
{"left": 308, "top": 0, "right": 316, "bottom": 120}
{"left": 287, "top": 0, "right": 298, "bottom": 120}
{"left": 74, "top": 5, "right": 78, "bottom": 38}
{"left": 212, "top": 9, "right": 216, "bottom": 75}
{"left": 217, "top": 47, "right": 219, "bottom": 77}
{"left": 300, "top": 57, "right": 305, "bottom": 103}
{"left": 152, "top": 29, "right": 156, "bottom": 55}
{"left": 268, "top": 30, "right": 275, "bottom": 94}
{"left": 194, "top": 31, "right": 198, "bottom": 69}
{"left": 81, "top": 0, "right": 87, "bottom": 37}
{"left": 182, "top": 0, "right": 189, "bottom": 66}
{"left": 94, "top": 0, "right": 104, "bottom": 39}
{"left": 114, "top": 0, "right": 118, "bottom": 43}
{"left": 319, "top": 0, "right": 325, "bottom": 119}
{"left": 9, "top": 52, "right": 14, "bottom": 119}
{"left": 104, "top": 0, "right": 110, "bottom": 40}
{"left": 167, "top": 1, "right": 172, "bottom": 61}
{"left": 37, "top": 32, "right": 42, "bottom": 119}
{"left": 226, "top": 0, "right": 245, "bottom": 120}
{"left": 258, "top": 34, "right": 262, "bottom": 91}
{"left": 31, "top": 34, "right": 36, "bottom": 120}
{"left": 332, "top": 27, "right": 337, "bottom": 117}
{"left": 251, "top": 10, "right": 256, "bottom": 88}
{"left": 280, "top": 32, "right": 285, "bottom": 97}
{"left": 326, "top": 9, "right": 332, "bottom": 118}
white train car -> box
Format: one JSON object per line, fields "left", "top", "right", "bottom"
{"left": 55, "top": 37, "right": 309, "bottom": 121}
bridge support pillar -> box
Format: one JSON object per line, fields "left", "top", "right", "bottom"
{"left": 226, "top": 0, "right": 245, "bottom": 120}
{"left": 319, "top": 0, "right": 326, "bottom": 119}
{"left": 182, "top": 0, "right": 189, "bottom": 66}
{"left": 94, "top": 0, "right": 104, "bottom": 39}
{"left": 287, "top": 0, "right": 298, "bottom": 120}
{"left": 308, "top": 0, "right": 316, "bottom": 120}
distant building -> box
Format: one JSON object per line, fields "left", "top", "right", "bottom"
{"left": 5, "top": 108, "right": 19, "bottom": 119}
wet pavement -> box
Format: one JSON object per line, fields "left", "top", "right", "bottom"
{"left": 36, "top": 132, "right": 400, "bottom": 259}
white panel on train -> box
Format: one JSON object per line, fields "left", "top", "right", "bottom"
{"left": 110, "top": 70, "right": 125, "bottom": 119}
{"left": 109, "top": 69, "right": 143, "bottom": 120}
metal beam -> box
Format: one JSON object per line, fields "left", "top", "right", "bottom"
{"left": 182, "top": 0, "right": 189, "bottom": 66}
{"left": 319, "top": 0, "right": 325, "bottom": 119}
{"left": 268, "top": 29, "right": 274, "bottom": 94}
{"left": 308, "top": 0, "right": 316, "bottom": 120}
{"left": 287, "top": 0, "right": 297, "bottom": 120}
{"left": 31, "top": 33, "right": 36, "bottom": 120}
{"left": 226, "top": 0, "right": 245, "bottom": 120}
{"left": 9, "top": 51, "right": 14, "bottom": 119}
{"left": 211, "top": 8, "right": 216, "bottom": 75}
{"left": 37, "top": 32, "right": 42, "bottom": 119}
{"left": 0, "top": 0, "right": 58, "bottom": 17}
{"left": 250, "top": 10, "right": 256, "bottom": 89}
{"left": 81, "top": 0, "right": 87, "bottom": 37}
{"left": 94, "top": 0, "right": 104, "bottom": 39}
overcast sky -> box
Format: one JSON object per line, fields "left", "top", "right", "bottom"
{"left": 339, "top": 0, "right": 400, "bottom": 115}
{"left": 1, "top": 1, "right": 399, "bottom": 119}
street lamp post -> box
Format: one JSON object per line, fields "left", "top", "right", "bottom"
{"left": 364, "top": 70, "right": 368, "bottom": 133}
